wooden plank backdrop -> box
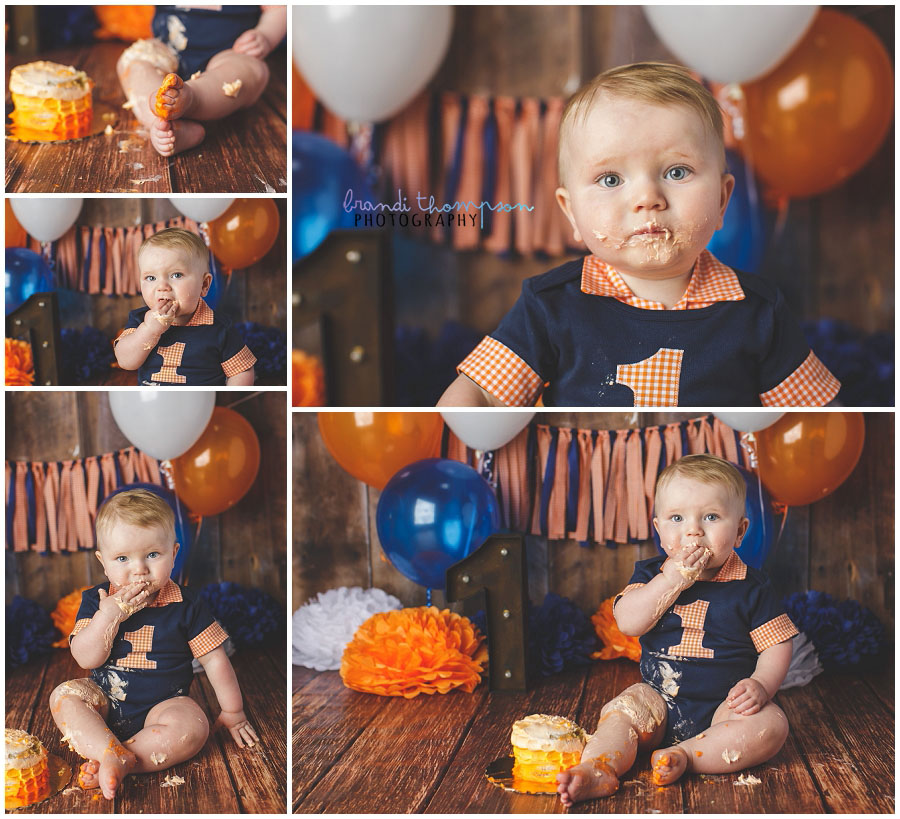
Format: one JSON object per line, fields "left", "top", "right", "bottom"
{"left": 5, "top": 391, "right": 287, "bottom": 609}
{"left": 392, "top": 6, "right": 893, "bottom": 344}
{"left": 293, "top": 412, "right": 893, "bottom": 639}
{"left": 52, "top": 198, "right": 287, "bottom": 342}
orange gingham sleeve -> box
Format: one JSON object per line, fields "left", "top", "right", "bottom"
{"left": 457, "top": 336, "right": 544, "bottom": 406}
{"left": 614, "top": 582, "right": 646, "bottom": 605}
{"left": 222, "top": 345, "right": 257, "bottom": 378}
{"left": 189, "top": 620, "right": 229, "bottom": 658}
{"left": 760, "top": 351, "right": 840, "bottom": 406}
{"left": 114, "top": 326, "right": 137, "bottom": 345}
{"left": 749, "top": 613, "right": 798, "bottom": 653}
{"left": 70, "top": 617, "right": 93, "bottom": 639}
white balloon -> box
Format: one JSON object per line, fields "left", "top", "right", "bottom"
{"left": 10, "top": 198, "right": 83, "bottom": 243}
{"left": 293, "top": 6, "right": 453, "bottom": 122}
{"left": 643, "top": 5, "right": 818, "bottom": 84}
{"left": 440, "top": 411, "right": 536, "bottom": 452}
{"left": 109, "top": 392, "right": 216, "bottom": 461}
{"left": 714, "top": 412, "right": 784, "bottom": 434}
{"left": 168, "top": 197, "right": 235, "bottom": 223}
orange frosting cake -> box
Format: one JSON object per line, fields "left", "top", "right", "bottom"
{"left": 5, "top": 729, "right": 50, "bottom": 809}
{"left": 154, "top": 73, "right": 180, "bottom": 119}
{"left": 510, "top": 714, "right": 587, "bottom": 784}
{"left": 8, "top": 61, "right": 94, "bottom": 141}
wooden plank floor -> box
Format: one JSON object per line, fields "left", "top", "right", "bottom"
{"left": 6, "top": 43, "right": 287, "bottom": 193}
{"left": 8, "top": 643, "right": 286, "bottom": 814}
{"left": 292, "top": 659, "right": 894, "bottom": 814}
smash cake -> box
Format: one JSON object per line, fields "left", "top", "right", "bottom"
{"left": 5, "top": 729, "right": 50, "bottom": 809}
{"left": 510, "top": 714, "right": 587, "bottom": 784}
{"left": 8, "top": 61, "right": 94, "bottom": 141}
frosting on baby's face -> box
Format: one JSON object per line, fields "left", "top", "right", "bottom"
{"left": 556, "top": 93, "right": 733, "bottom": 286}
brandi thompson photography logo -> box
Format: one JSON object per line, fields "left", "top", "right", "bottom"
{"left": 343, "top": 189, "right": 534, "bottom": 229}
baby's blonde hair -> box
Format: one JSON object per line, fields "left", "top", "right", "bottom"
{"left": 558, "top": 62, "right": 726, "bottom": 184}
{"left": 95, "top": 489, "right": 175, "bottom": 550}
{"left": 655, "top": 454, "right": 745, "bottom": 512}
{"left": 139, "top": 227, "right": 209, "bottom": 272}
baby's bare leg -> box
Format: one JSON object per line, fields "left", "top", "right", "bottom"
{"left": 124, "top": 696, "right": 210, "bottom": 773}
{"left": 556, "top": 683, "right": 667, "bottom": 806}
{"left": 49, "top": 679, "right": 136, "bottom": 800}
{"left": 651, "top": 699, "right": 789, "bottom": 785}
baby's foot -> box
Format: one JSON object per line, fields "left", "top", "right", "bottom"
{"left": 96, "top": 743, "right": 137, "bottom": 800}
{"left": 556, "top": 759, "right": 619, "bottom": 806}
{"left": 650, "top": 745, "right": 689, "bottom": 786}
{"left": 150, "top": 117, "right": 206, "bottom": 157}
{"left": 77, "top": 760, "right": 100, "bottom": 790}
{"left": 152, "top": 73, "right": 193, "bottom": 121}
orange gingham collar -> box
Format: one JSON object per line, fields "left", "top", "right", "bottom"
{"left": 581, "top": 249, "right": 746, "bottom": 310}
{"left": 185, "top": 298, "right": 214, "bottom": 326}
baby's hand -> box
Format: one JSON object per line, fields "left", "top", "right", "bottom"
{"left": 97, "top": 582, "right": 151, "bottom": 621}
{"left": 143, "top": 299, "right": 178, "bottom": 332}
{"left": 661, "top": 540, "right": 711, "bottom": 588}
{"left": 215, "top": 709, "right": 259, "bottom": 748}
{"left": 726, "top": 678, "right": 769, "bottom": 715}
{"left": 232, "top": 28, "right": 271, "bottom": 59}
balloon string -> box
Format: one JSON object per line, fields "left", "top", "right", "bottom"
{"left": 159, "top": 459, "right": 175, "bottom": 490}
{"left": 756, "top": 469, "right": 767, "bottom": 560}
{"left": 773, "top": 503, "right": 789, "bottom": 551}
{"left": 224, "top": 391, "right": 263, "bottom": 410}
{"left": 425, "top": 588, "right": 432, "bottom": 606}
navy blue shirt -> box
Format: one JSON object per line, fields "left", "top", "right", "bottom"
{"left": 488, "top": 260, "right": 816, "bottom": 406}
{"left": 121, "top": 300, "right": 254, "bottom": 386}
{"left": 72, "top": 580, "right": 228, "bottom": 739}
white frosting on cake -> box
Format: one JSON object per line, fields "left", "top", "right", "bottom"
{"left": 9, "top": 61, "right": 92, "bottom": 101}
{"left": 5, "top": 729, "right": 46, "bottom": 770}
{"left": 510, "top": 714, "right": 587, "bottom": 753}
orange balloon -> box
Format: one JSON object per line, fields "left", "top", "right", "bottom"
{"left": 292, "top": 60, "right": 316, "bottom": 131}
{"left": 318, "top": 412, "right": 443, "bottom": 490}
{"left": 6, "top": 200, "right": 27, "bottom": 248}
{"left": 208, "top": 198, "right": 280, "bottom": 269}
{"left": 742, "top": 9, "right": 893, "bottom": 198}
{"left": 172, "top": 407, "right": 261, "bottom": 516}
{"left": 756, "top": 412, "right": 865, "bottom": 506}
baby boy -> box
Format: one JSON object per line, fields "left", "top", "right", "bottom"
{"left": 557, "top": 454, "right": 796, "bottom": 805}
{"left": 114, "top": 227, "right": 256, "bottom": 385}
{"left": 439, "top": 62, "right": 839, "bottom": 407}
{"left": 116, "top": 5, "right": 287, "bottom": 156}
{"left": 50, "top": 489, "right": 259, "bottom": 800}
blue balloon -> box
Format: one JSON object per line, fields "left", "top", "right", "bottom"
{"left": 293, "top": 130, "right": 374, "bottom": 262}
{"left": 376, "top": 458, "right": 501, "bottom": 590}
{"left": 707, "top": 150, "right": 767, "bottom": 273}
{"left": 6, "top": 248, "right": 54, "bottom": 315}
{"left": 653, "top": 466, "right": 775, "bottom": 570}
{"left": 104, "top": 482, "right": 193, "bottom": 582}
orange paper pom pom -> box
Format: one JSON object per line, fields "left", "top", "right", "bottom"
{"left": 292, "top": 349, "right": 325, "bottom": 407}
{"left": 93, "top": 6, "right": 154, "bottom": 42}
{"left": 340, "top": 606, "right": 488, "bottom": 698}
{"left": 50, "top": 587, "right": 90, "bottom": 648}
{"left": 5, "top": 338, "right": 35, "bottom": 386}
{"left": 591, "top": 597, "right": 641, "bottom": 663}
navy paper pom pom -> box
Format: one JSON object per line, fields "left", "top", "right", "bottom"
{"left": 61, "top": 327, "right": 114, "bottom": 385}
{"left": 236, "top": 323, "right": 286, "bottom": 381}
{"left": 804, "top": 319, "right": 894, "bottom": 406}
{"left": 200, "top": 582, "right": 284, "bottom": 647}
{"left": 6, "top": 596, "right": 58, "bottom": 669}
{"left": 474, "top": 593, "right": 597, "bottom": 678}
{"left": 783, "top": 590, "right": 885, "bottom": 671}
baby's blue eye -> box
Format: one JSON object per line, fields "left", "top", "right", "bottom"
{"left": 144, "top": 275, "right": 156, "bottom": 282}
{"left": 665, "top": 166, "right": 691, "bottom": 181}
{"left": 171, "top": 272, "right": 183, "bottom": 279}
{"left": 597, "top": 173, "right": 622, "bottom": 188}
{"left": 670, "top": 514, "right": 683, "bottom": 522}
{"left": 704, "top": 513, "right": 719, "bottom": 521}
{"left": 147, "top": 551, "right": 161, "bottom": 559}
{"left": 115, "top": 555, "right": 128, "bottom": 562}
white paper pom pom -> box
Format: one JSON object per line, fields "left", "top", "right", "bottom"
{"left": 292, "top": 586, "right": 402, "bottom": 671}
{"left": 779, "top": 632, "right": 824, "bottom": 690}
